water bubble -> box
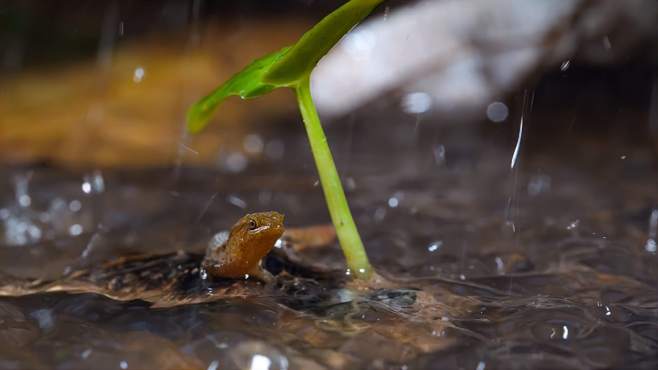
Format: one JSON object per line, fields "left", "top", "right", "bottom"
{"left": 69, "top": 224, "right": 83, "bottom": 236}
{"left": 207, "top": 360, "right": 219, "bottom": 370}
{"left": 80, "top": 349, "right": 92, "bottom": 359}
{"left": 345, "top": 269, "right": 352, "bottom": 276}
{"left": 620, "top": 155, "right": 627, "bottom": 160}
{"left": 402, "top": 92, "right": 432, "bottom": 114}
{"left": 645, "top": 239, "right": 657, "bottom": 253}
{"left": 486, "top": 102, "right": 509, "bottom": 123}
{"left": 200, "top": 268, "right": 208, "bottom": 280}
{"left": 249, "top": 354, "right": 271, "bottom": 370}
{"left": 476, "top": 361, "right": 486, "bottom": 370}
{"left": 427, "top": 241, "right": 443, "bottom": 253}
{"left": 132, "top": 66, "right": 145, "bottom": 83}
{"left": 82, "top": 182, "right": 92, "bottom": 194}
{"left": 264, "top": 140, "right": 285, "bottom": 160}
{"left": 562, "top": 325, "right": 569, "bottom": 340}
{"left": 69, "top": 200, "right": 82, "bottom": 212}
{"left": 120, "top": 360, "right": 128, "bottom": 369}
{"left": 387, "top": 197, "right": 399, "bottom": 208}
{"left": 18, "top": 195, "right": 31, "bottom": 208}
{"left": 223, "top": 153, "right": 248, "bottom": 173}
{"left": 243, "top": 134, "right": 264, "bottom": 155}
{"left": 560, "top": 60, "right": 571, "bottom": 71}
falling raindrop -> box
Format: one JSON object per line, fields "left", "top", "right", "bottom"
{"left": 427, "top": 241, "right": 443, "bottom": 253}
{"left": 645, "top": 209, "right": 658, "bottom": 253}
{"left": 567, "top": 220, "right": 580, "bottom": 230}
{"left": 433, "top": 145, "right": 446, "bottom": 166}
{"left": 495, "top": 256, "right": 504, "bottom": 273}
{"left": 505, "top": 91, "right": 532, "bottom": 235}
{"left": 207, "top": 360, "right": 219, "bottom": 370}
{"left": 14, "top": 173, "right": 32, "bottom": 208}
{"left": 510, "top": 116, "right": 525, "bottom": 169}
{"left": 82, "top": 171, "right": 105, "bottom": 195}
{"left": 402, "top": 92, "right": 432, "bottom": 114}
{"left": 560, "top": 60, "right": 571, "bottom": 71}
{"left": 227, "top": 194, "right": 247, "bottom": 209}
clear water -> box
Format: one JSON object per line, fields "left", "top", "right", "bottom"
{"left": 1, "top": 114, "right": 657, "bottom": 370}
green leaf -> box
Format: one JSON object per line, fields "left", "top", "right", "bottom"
{"left": 264, "top": 0, "right": 385, "bottom": 86}
{"left": 186, "top": 46, "right": 290, "bottom": 134}
{"left": 186, "top": 0, "right": 384, "bottom": 134}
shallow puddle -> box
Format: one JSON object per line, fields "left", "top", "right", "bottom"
{"left": 1, "top": 112, "right": 657, "bottom": 370}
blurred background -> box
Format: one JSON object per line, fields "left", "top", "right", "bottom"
{"left": 1, "top": 0, "right": 656, "bottom": 168}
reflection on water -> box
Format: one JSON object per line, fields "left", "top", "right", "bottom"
{"left": 1, "top": 116, "right": 657, "bottom": 370}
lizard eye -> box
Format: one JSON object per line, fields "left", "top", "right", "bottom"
{"left": 248, "top": 219, "right": 258, "bottom": 230}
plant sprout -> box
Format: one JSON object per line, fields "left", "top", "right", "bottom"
{"left": 187, "top": 0, "right": 385, "bottom": 279}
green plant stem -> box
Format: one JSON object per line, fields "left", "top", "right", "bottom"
{"left": 295, "top": 77, "right": 372, "bottom": 278}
